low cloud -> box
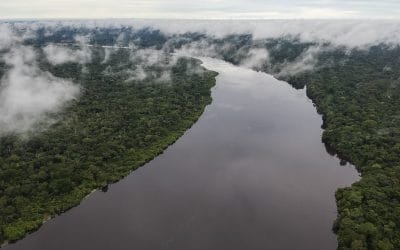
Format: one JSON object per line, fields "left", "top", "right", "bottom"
{"left": 277, "top": 45, "right": 331, "bottom": 77}
{"left": 175, "top": 39, "right": 222, "bottom": 58}
{"left": 43, "top": 36, "right": 92, "bottom": 65}
{"left": 1, "top": 19, "right": 400, "bottom": 135}
{"left": 240, "top": 48, "right": 269, "bottom": 70}
{"left": 0, "top": 24, "right": 20, "bottom": 50}
{"left": 8, "top": 20, "right": 400, "bottom": 49}
{"left": 125, "top": 47, "right": 178, "bottom": 82}
{"left": 0, "top": 40, "right": 80, "bottom": 135}
{"left": 134, "top": 20, "right": 400, "bottom": 49}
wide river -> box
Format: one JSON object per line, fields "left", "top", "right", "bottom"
{"left": 5, "top": 58, "right": 359, "bottom": 250}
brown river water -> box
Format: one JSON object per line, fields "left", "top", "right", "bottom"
{"left": 4, "top": 58, "right": 359, "bottom": 250}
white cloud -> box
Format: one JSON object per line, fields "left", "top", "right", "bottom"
{"left": 43, "top": 36, "right": 92, "bottom": 65}
{"left": 240, "top": 48, "right": 269, "bottom": 70}
{"left": 0, "top": 46, "right": 80, "bottom": 134}
{"left": 125, "top": 19, "right": 400, "bottom": 49}
{"left": 0, "top": 24, "right": 20, "bottom": 49}
{"left": 278, "top": 46, "right": 331, "bottom": 77}
{"left": 0, "top": 25, "right": 81, "bottom": 135}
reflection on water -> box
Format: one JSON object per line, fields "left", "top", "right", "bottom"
{"left": 5, "top": 58, "right": 359, "bottom": 250}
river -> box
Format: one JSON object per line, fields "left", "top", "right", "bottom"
{"left": 4, "top": 58, "right": 359, "bottom": 250}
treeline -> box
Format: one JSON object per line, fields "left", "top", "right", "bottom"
{"left": 0, "top": 48, "right": 217, "bottom": 244}
{"left": 4, "top": 25, "right": 400, "bottom": 248}
{"left": 22, "top": 26, "right": 168, "bottom": 49}
{"left": 279, "top": 46, "right": 400, "bottom": 249}
{"left": 213, "top": 35, "right": 400, "bottom": 249}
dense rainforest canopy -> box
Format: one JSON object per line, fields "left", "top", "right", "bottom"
{"left": 0, "top": 43, "right": 217, "bottom": 243}
{"left": 194, "top": 34, "right": 400, "bottom": 249}
{"left": 258, "top": 44, "right": 400, "bottom": 250}
{"left": 294, "top": 47, "right": 400, "bottom": 250}
{"left": 1, "top": 25, "right": 400, "bottom": 249}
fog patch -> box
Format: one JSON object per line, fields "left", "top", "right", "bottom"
{"left": 277, "top": 46, "right": 331, "bottom": 77}
{"left": 156, "top": 71, "right": 172, "bottom": 83}
{"left": 8, "top": 20, "right": 400, "bottom": 50}
{"left": 0, "top": 45, "right": 80, "bottom": 135}
{"left": 131, "top": 48, "right": 169, "bottom": 66}
{"left": 43, "top": 36, "right": 92, "bottom": 65}
{"left": 0, "top": 24, "right": 20, "bottom": 50}
{"left": 125, "top": 47, "right": 178, "bottom": 82}
{"left": 175, "top": 39, "right": 220, "bottom": 58}
{"left": 128, "top": 20, "right": 400, "bottom": 49}
{"left": 123, "top": 66, "right": 147, "bottom": 82}
{"left": 102, "top": 47, "right": 112, "bottom": 64}
{"left": 183, "top": 58, "right": 207, "bottom": 75}
{"left": 240, "top": 48, "right": 269, "bottom": 70}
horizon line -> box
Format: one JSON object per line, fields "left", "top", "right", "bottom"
{"left": 1, "top": 17, "right": 400, "bottom": 22}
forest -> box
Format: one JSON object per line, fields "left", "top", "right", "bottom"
{"left": 0, "top": 44, "right": 217, "bottom": 244}
{"left": 206, "top": 36, "right": 400, "bottom": 249}
{"left": 1, "top": 25, "right": 400, "bottom": 249}
{"left": 298, "top": 46, "right": 400, "bottom": 250}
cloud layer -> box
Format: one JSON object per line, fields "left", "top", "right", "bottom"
{"left": 43, "top": 36, "right": 91, "bottom": 65}
{"left": 10, "top": 19, "right": 400, "bottom": 49}
{"left": 1, "top": 19, "right": 400, "bottom": 134}
{"left": 0, "top": 26, "right": 81, "bottom": 135}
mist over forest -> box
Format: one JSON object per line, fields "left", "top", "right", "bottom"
{"left": 1, "top": 20, "right": 400, "bottom": 250}
{"left": 2, "top": 20, "right": 400, "bottom": 134}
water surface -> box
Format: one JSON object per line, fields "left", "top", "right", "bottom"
{"left": 5, "top": 58, "right": 359, "bottom": 250}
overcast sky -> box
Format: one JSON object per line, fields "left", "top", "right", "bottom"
{"left": 0, "top": 0, "right": 399, "bottom": 19}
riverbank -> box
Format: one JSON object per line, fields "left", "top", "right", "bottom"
{"left": 0, "top": 58, "right": 218, "bottom": 245}
{"left": 4, "top": 58, "right": 358, "bottom": 250}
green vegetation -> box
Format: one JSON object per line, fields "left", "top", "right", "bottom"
{"left": 216, "top": 36, "right": 400, "bottom": 249}
{"left": 282, "top": 46, "right": 400, "bottom": 249}
{"left": 0, "top": 48, "right": 217, "bottom": 244}
{"left": 2, "top": 25, "right": 400, "bottom": 249}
